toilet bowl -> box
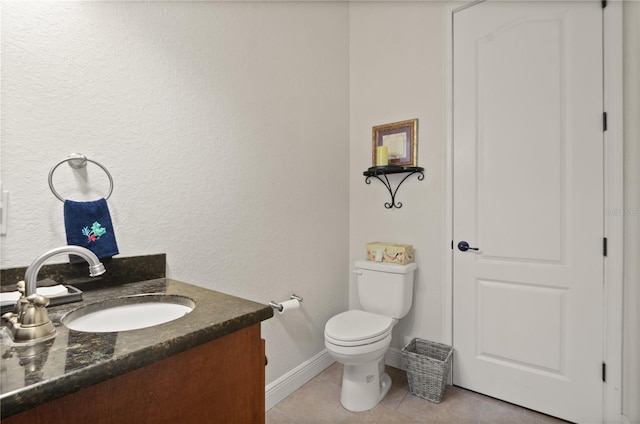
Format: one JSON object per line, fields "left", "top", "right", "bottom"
{"left": 325, "top": 310, "right": 396, "bottom": 411}
{"left": 324, "top": 261, "right": 417, "bottom": 412}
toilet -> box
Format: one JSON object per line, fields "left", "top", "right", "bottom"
{"left": 324, "top": 260, "right": 417, "bottom": 412}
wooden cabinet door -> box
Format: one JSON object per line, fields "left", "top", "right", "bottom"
{"left": 5, "top": 324, "right": 265, "bottom": 424}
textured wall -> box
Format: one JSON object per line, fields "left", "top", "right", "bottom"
{"left": 0, "top": 1, "right": 349, "bottom": 387}
{"left": 348, "top": 2, "right": 446, "bottom": 349}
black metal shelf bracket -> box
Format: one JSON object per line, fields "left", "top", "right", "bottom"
{"left": 363, "top": 166, "right": 425, "bottom": 209}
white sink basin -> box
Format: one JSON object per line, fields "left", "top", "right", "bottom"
{"left": 62, "top": 294, "right": 195, "bottom": 333}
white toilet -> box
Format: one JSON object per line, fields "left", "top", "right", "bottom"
{"left": 324, "top": 260, "right": 417, "bottom": 412}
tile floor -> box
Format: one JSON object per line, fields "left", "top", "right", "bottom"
{"left": 266, "top": 363, "right": 571, "bottom": 424}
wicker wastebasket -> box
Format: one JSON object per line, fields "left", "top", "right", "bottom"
{"left": 401, "top": 338, "right": 453, "bottom": 403}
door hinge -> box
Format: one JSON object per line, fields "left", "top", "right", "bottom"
{"left": 603, "top": 112, "right": 608, "bottom": 131}
{"left": 603, "top": 237, "right": 608, "bottom": 257}
{"left": 602, "top": 362, "right": 607, "bottom": 382}
{"left": 602, "top": 0, "right": 607, "bottom": 8}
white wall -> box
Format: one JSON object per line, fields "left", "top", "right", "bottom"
{"left": 349, "top": 1, "right": 446, "bottom": 352}
{"left": 0, "top": 1, "right": 350, "bottom": 388}
{"left": 623, "top": 1, "right": 640, "bottom": 422}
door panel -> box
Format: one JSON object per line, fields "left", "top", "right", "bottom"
{"left": 477, "top": 15, "right": 566, "bottom": 264}
{"left": 477, "top": 280, "right": 566, "bottom": 373}
{"left": 453, "top": 2, "right": 603, "bottom": 422}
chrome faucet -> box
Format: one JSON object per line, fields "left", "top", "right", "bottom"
{"left": 2, "top": 246, "right": 106, "bottom": 342}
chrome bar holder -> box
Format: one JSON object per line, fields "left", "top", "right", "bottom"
{"left": 269, "top": 294, "right": 303, "bottom": 312}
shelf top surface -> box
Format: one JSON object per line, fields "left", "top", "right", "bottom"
{"left": 363, "top": 166, "right": 424, "bottom": 176}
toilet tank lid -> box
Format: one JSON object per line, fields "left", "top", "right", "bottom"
{"left": 354, "top": 261, "right": 417, "bottom": 274}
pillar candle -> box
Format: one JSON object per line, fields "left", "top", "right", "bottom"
{"left": 376, "top": 146, "right": 389, "bottom": 166}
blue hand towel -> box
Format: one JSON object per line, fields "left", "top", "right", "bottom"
{"left": 64, "top": 198, "right": 119, "bottom": 259}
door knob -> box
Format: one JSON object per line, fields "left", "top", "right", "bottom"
{"left": 458, "top": 241, "right": 479, "bottom": 252}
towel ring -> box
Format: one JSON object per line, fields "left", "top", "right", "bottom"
{"left": 48, "top": 153, "right": 114, "bottom": 202}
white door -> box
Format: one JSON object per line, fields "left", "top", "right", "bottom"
{"left": 452, "top": 1, "right": 604, "bottom": 422}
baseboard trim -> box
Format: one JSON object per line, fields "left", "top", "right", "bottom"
{"left": 265, "top": 349, "right": 335, "bottom": 411}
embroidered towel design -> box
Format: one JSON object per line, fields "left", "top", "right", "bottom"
{"left": 64, "top": 198, "right": 119, "bottom": 259}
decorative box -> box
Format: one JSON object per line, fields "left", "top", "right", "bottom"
{"left": 366, "top": 242, "right": 414, "bottom": 265}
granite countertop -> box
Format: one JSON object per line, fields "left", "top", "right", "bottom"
{"left": 0, "top": 277, "right": 274, "bottom": 418}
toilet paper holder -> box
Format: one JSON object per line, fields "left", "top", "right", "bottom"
{"left": 269, "top": 294, "right": 303, "bottom": 312}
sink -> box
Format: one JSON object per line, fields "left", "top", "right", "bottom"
{"left": 62, "top": 294, "right": 195, "bottom": 333}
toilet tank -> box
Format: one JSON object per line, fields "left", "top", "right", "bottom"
{"left": 354, "top": 260, "right": 417, "bottom": 319}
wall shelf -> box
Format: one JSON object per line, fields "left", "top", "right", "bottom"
{"left": 363, "top": 166, "right": 425, "bottom": 209}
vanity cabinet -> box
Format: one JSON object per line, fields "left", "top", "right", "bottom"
{"left": 3, "top": 324, "right": 266, "bottom": 424}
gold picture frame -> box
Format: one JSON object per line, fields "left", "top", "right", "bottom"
{"left": 372, "top": 119, "right": 418, "bottom": 167}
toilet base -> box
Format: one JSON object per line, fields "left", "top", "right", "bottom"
{"left": 340, "top": 357, "right": 392, "bottom": 412}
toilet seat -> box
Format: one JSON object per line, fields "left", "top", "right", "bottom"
{"left": 324, "top": 310, "right": 393, "bottom": 347}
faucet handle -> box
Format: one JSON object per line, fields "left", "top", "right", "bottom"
{"left": 16, "top": 280, "right": 25, "bottom": 295}
{"left": 20, "top": 295, "right": 51, "bottom": 327}
{"left": 26, "top": 294, "right": 50, "bottom": 308}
